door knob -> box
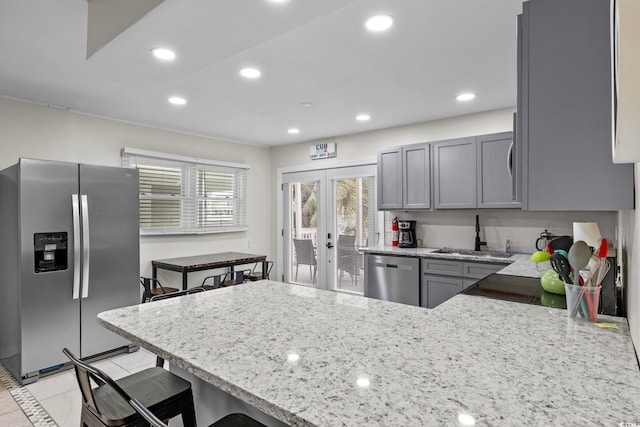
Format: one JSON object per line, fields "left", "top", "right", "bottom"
{"left": 326, "top": 243, "right": 334, "bottom": 249}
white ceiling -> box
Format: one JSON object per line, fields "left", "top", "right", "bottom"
{"left": 0, "top": 0, "right": 524, "bottom": 146}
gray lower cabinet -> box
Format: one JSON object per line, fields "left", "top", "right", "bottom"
{"left": 421, "top": 275, "right": 463, "bottom": 309}
{"left": 420, "top": 258, "right": 504, "bottom": 308}
{"left": 364, "top": 254, "right": 420, "bottom": 306}
{"left": 377, "top": 144, "right": 430, "bottom": 210}
{"left": 433, "top": 137, "right": 476, "bottom": 209}
{"left": 518, "top": 0, "right": 634, "bottom": 210}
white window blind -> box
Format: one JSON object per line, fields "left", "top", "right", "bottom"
{"left": 122, "top": 148, "right": 249, "bottom": 235}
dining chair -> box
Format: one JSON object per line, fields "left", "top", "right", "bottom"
{"left": 108, "top": 380, "right": 265, "bottom": 427}
{"left": 63, "top": 347, "right": 197, "bottom": 427}
{"left": 201, "top": 269, "right": 252, "bottom": 290}
{"left": 140, "top": 277, "right": 179, "bottom": 303}
{"left": 337, "top": 234, "right": 361, "bottom": 286}
{"left": 149, "top": 287, "right": 206, "bottom": 302}
{"left": 247, "top": 261, "right": 274, "bottom": 281}
{"left": 293, "top": 238, "right": 317, "bottom": 284}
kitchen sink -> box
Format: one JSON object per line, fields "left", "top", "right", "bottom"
{"left": 433, "top": 248, "right": 513, "bottom": 259}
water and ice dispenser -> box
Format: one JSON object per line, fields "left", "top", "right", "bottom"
{"left": 34, "top": 232, "right": 68, "bottom": 273}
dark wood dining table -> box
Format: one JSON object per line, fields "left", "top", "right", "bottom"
{"left": 151, "top": 252, "right": 267, "bottom": 290}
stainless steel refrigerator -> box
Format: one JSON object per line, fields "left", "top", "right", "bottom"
{"left": 0, "top": 158, "right": 140, "bottom": 384}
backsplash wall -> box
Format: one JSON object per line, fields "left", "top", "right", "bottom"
{"left": 385, "top": 209, "right": 617, "bottom": 253}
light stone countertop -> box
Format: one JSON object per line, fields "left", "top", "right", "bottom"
{"left": 360, "top": 245, "right": 545, "bottom": 278}
{"left": 98, "top": 280, "right": 640, "bottom": 426}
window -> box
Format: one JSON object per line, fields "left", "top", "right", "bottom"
{"left": 122, "top": 148, "right": 249, "bottom": 235}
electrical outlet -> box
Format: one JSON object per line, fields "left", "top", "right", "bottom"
{"left": 248, "top": 239, "right": 253, "bottom": 249}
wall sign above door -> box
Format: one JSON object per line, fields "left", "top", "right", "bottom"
{"left": 310, "top": 143, "right": 337, "bottom": 160}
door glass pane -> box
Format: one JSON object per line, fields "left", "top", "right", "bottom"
{"left": 290, "top": 181, "right": 318, "bottom": 286}
{"left": 334, "top": 177, "right": 369, "bottom": 294}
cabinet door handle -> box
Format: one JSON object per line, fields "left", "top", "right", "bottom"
{"left": 510, "top": 112, "right": 518, "bottom": 202}
{"left": 507, "top": 141, "right": 513, "bottom": 179}
{"left": 72, "top": 194, "right": 80, "bottom": 300}
{"left": 386, "top": 264, "right": 398, "bottom": 268}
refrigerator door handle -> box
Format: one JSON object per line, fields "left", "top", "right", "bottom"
{"left": 72, "top": 194, "right": 81, "bottom": 300}
{"left": 81, "top": 194, "right": 91, "bottom": 299}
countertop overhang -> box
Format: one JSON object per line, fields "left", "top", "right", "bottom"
{"left": 98, "top": 280, "right": 640, "bottom": 426}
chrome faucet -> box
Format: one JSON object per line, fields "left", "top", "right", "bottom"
{"left": 474, "top": 214, "right": 486, "bottom": 251}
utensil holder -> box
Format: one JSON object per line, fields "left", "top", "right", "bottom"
{"left": 564, "top": 283, "right": 601, "bottom": 321}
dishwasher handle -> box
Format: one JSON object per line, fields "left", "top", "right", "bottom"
{"left": 374, "top": 261, "right": 413, "bottom": 271}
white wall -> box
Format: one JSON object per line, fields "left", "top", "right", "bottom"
{"left": 0, "top": 97, "right": 273, "bottom": 286}
{"left": 391, "top": 209, "right": 617, "bottom": 254}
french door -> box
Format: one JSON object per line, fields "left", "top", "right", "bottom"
{"left": 280, "top": 165, "right": 377, "bottom": 293}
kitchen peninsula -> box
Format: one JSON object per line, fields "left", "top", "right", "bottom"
{"left": 98, "top": 281, "right": 640, "bottom": 426}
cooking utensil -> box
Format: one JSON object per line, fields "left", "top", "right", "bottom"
{"left": 597, "top": 238, "right": 608, "bottom": 258}
{"left": 595, "top": 258, "right": 611, "bottom": 286}
{"left": 568, "top": 240, "right": 594, "bottom": 319}
{"left": 554, "top": 249, "right": 569, "bottom": 260}
{"left": 549, "top": 236, "right": 573, "bottom": 253}
{"left": 568, "top": 241, "right": 592, "bottom": 274}
{"left": 584, "top": 255, "right": 601, "bottom": 287}
{"left": 550, "top": 253, "right": 572, "bottom": 284}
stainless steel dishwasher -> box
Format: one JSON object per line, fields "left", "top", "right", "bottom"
{"left": 364, "top": 254, "right": 420, "bottom": 306}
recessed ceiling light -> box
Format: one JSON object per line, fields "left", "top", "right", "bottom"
{"left": 240, "top": 67, "right": 262, "bottom": 79}
{"left": 288, "top": 128, "right": 300, "bottom": 134}
{"left": 267, "top": 0, "right": 289, "bottom": 3}
{"left": 151, "top": 47, "right": 176, "bottom": 61}
{"left": 356, "top": 114, "right": 371, "bottom": 121}
{"left": 168, "top": 96, "right": 186, "bottom": 105}
{"left": 301, "top": 102, "right": 314, "bottom": 108}
{"left": 456, "top": 93, "right": 476, "bottom": 101}
{"left": 365, "top": 15, "right": 394, "bottom": 32}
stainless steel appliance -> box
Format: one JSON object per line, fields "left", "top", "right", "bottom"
{"left": 364, "top": 254, "right": 419, "bottom": 306}
{"left": 0, "top": 159, "right": 140, "bottom": 384}
{"left": 398, "top": 220, "right": 417, "bottom": 248}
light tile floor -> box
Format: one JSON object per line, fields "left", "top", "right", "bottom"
{"left": 0, "top": 381, "right": 32, "bottom": 427}
{"left": 1, "top": 348, "right": 157, "bottom": 427}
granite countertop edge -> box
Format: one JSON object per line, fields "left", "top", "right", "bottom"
{"left": 360, "top": 245, "right": 542, "bottom": 278}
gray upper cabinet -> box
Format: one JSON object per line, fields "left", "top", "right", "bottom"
{"left": 519, "top": 0, "right": 634, "bottom": 210}
{"left": 403, "top": 143, "right": 431, "bottom": 209}
{"left": 377, "top": 144, "right": 430, "bottom": 210}
{"left": 433, "top": 137, "right": 476, "bottom": 209}
{"left": 477, "top": 131, "right": 521, "bottom": 208}
{"left": 377, "top": 147, "right": 403, "bottom": 210}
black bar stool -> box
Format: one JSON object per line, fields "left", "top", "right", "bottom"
{"left": 63, "top": 348, "right": 197, "bottom": 427}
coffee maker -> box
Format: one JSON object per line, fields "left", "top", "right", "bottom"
{"left": 398, "top": 220, "right": 417, "bottom": 248}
